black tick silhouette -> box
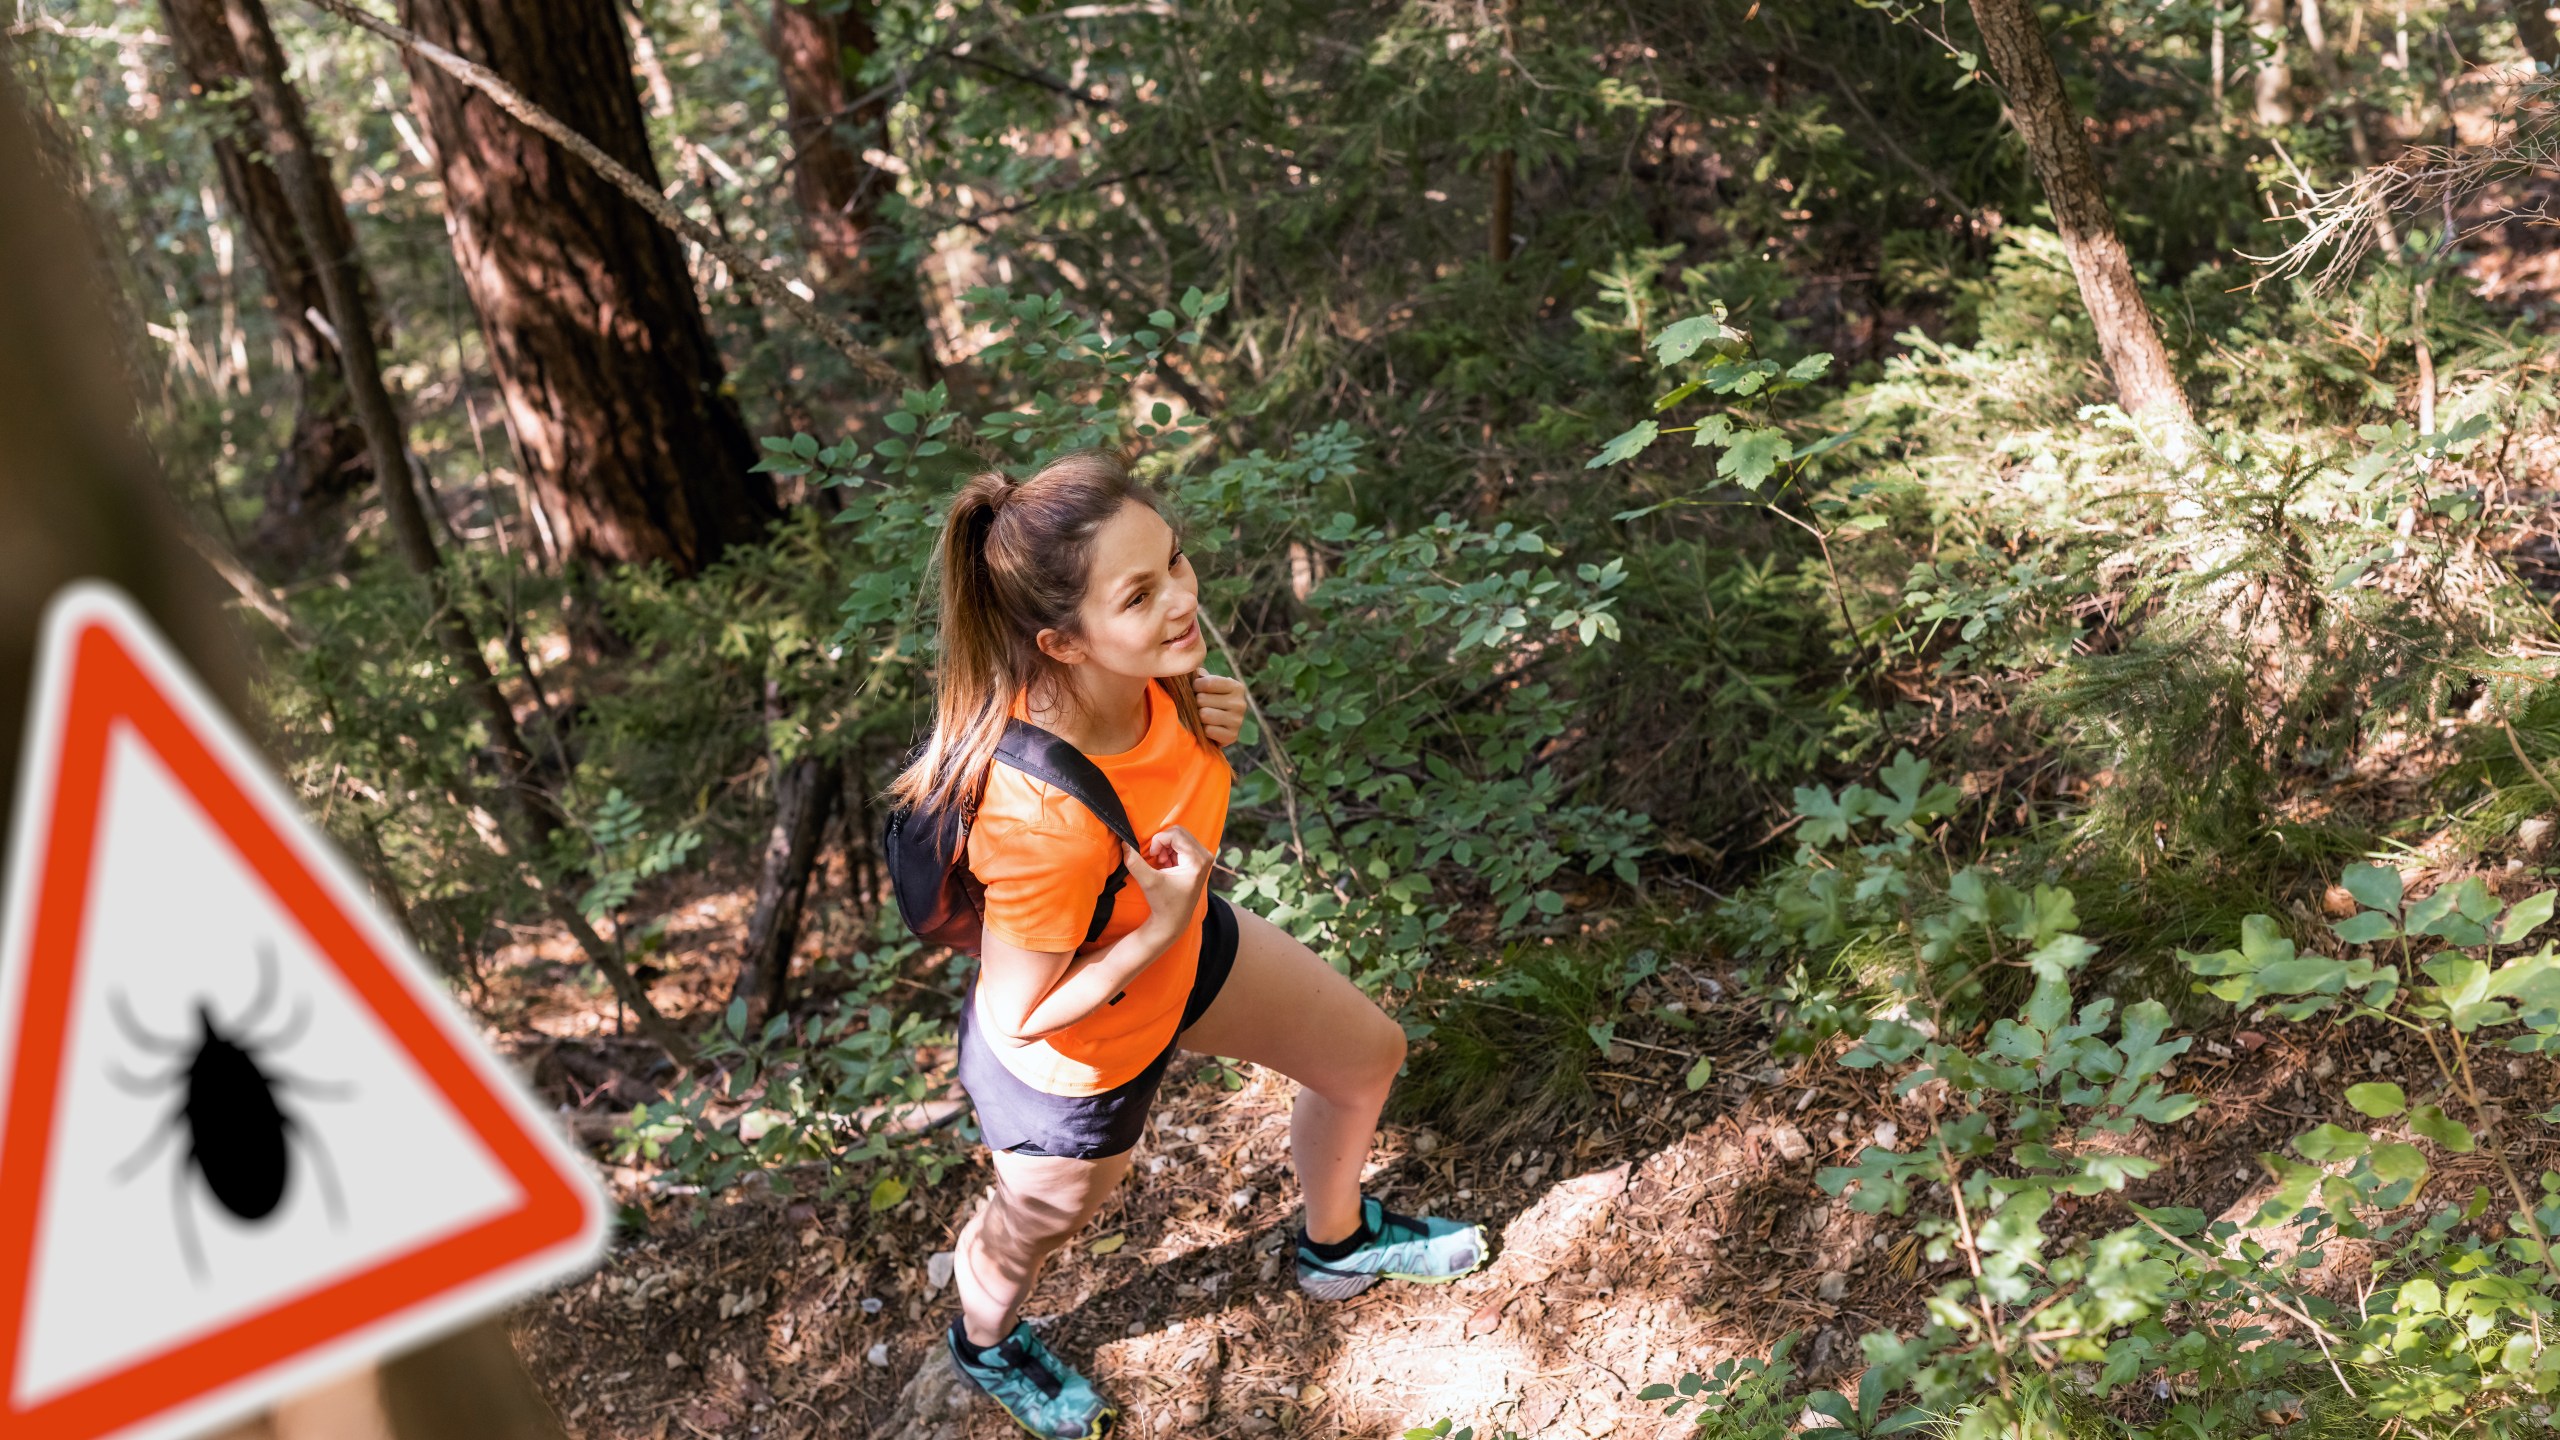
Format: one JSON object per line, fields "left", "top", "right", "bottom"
{"left": 107, "top": 944, "right": 351, "bottom": 1281}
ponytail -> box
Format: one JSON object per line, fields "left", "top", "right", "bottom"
{"left": 890, "top": 453, "right": 1217, "bottom": 814}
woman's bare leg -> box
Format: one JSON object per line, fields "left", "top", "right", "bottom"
{"left": 952, "top": 1147, "right": 1135, "bottom": 1345}
{"left": 1175, "top": 906, "right": 1406, "bottom": 1244}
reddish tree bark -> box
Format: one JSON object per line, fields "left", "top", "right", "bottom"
{"left": 768, "top": 0, "right": 888, "bottom": 284}
{"left": 158, "top": 0, "right": 372, "bottom": 565}
{"left": 397, "top": 0, "right": 773, "bottom": 576}
{"left": 1969, "top": 0, "right": 2195, "bottom": 428}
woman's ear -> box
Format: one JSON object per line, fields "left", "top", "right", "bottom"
{"left": 1035, "top": 627, "right": 1087, "bottom": 666}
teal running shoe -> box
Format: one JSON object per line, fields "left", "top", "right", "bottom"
{"left": 1295, "top": 1196, "right": 1487, "bottom": 1300}
{"left": 947, "top": 1321, "right": 1117, "bottom": 1439}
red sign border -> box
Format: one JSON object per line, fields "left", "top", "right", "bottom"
{"left": 0, "top": 598, "right": 600, "bottom": 1440}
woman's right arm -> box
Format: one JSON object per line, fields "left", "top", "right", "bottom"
{"left": 975, "top": 825, "right": 1214, "bottom": 1043}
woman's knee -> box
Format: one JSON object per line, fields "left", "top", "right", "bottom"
{"left": 1368, "top": 1012, "right": 1409, "bottom": 1087}
{"left": 1311, "top": 1008, "right": 1405, "bottom": 1102}
{"left": 978, "top": 1154, "right": 1122, "bottom": 1251}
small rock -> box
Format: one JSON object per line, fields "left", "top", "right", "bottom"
{"left": 665, "top": 1350, "right": 687, "bottom": 1370}
{"left": 1258, "top": 1252, "right": 1281, "bottom": 1282}
{"left": 1872, "top": 1120, "right": 1899, "bottom": 1149}
{"left": 926, "top": 1251, "right": 955, "bottom": 1292}
{"left": 1412, "top": 1130, "right": 1440, "bottom": 1156}
{"left": 1228, "top": 1186, "right": 1258, "bottom": 1211}
{"left": 1769, "top": 1125, "right": 1811, "bottom": 1162}
{"left": 1178, "top": 1401, "right": 1209, "bottom": 1426}
{"left": 2369, "top": 1049, "right": 2394, "bottom": 1073}
{"left": 1520, "top": 1165, "right": 1547, "bottom": 1187}
{"left": 1816, "top": 1271, "right": 1849, "bottom": 1302}
{"left": 2311, "top": 1053, "right": 2337, "bottom": 1080}
{"left": 2525, "top": 817, "right": 2555, "bottom": 856}
{"left": 860, "top": 1296, "right": 884, "bottom": 1315}
{"left": 865, "top": 1343, "right": 890, "bottom": 1368}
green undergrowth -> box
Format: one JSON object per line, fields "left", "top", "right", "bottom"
{"left": 1389, "top": 906, "right": 1719, "bottom": 1145}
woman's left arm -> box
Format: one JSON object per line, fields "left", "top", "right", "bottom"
{"left": 1193, "top": 669, "right": 1248, "bottom": 747}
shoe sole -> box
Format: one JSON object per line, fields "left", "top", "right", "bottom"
{"left": 1296, "top": 1230, "right": 1489, "bottom": 1300}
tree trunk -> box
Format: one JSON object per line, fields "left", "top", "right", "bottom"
{"left": 0, "top": 58, "right": 570, "bottom": 1440}
{"left": 731, "top": 676, "right": 838, "bottom": 1020}
{"left": 1968, "top": 0, "right": 2195, "bottom": 428}
{"left": 768, "top": 0, "right": 887, "bottom": 285}
{"left": 397, "top": 0, "right": 773, "bottom": 577}
{"left": 219, "top": 0, "right": 694, "bottom": 1066}
{"left": 158, "top": 0, "right": 372, "bottom": 568}
{"left": 732, "top": 754, "right": 838, "bottom": 1022}
{"left": 2517, "top": 0, "right": 2560, "bottom": 68}
{"left": 2250, "top": 0, "right": 2294, "bottom": 124}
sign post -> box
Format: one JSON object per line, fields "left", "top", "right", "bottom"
{"left": 0, "top": 589, "right": 608, "bottom": 1440}
{"left": 0, "top": 55, "right": 600, "bottom": 1440}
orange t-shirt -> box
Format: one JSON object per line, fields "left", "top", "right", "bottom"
{"left": 967, "top": 680, "right": 1231, "bottom": 1096}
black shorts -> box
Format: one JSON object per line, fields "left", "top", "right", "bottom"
{"left": 955, "top": 895, "right": 1240, "bottom": 1160}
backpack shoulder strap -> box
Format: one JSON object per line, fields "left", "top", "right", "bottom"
{"left": 993, "top": 718, "right": 1141, "bottom": 852}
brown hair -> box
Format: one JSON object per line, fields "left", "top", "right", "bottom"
{"left": 891, "top": 450, "right": 1216, "bottom": 813}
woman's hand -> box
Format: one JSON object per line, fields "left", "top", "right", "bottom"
{"left": 1123, "top": 824, "right": 1214, "bottom": 936}
{"left": 1193, "top": 669, "right": 1248, "bottom": 746}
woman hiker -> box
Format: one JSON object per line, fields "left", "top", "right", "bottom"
{"left": 889, "top": 451, "right": 1485, "bottom": 1439}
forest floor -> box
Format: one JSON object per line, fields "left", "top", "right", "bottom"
{"left": 473, "top": 866, "right": 2560, "bottom": 1440}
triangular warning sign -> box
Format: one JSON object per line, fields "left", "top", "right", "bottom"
{"left": 0, "top": 585, "right": 606, "bottom": 1440}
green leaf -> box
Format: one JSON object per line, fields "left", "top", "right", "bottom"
{"left": 2334, "top": 911, "right": 2398, "bottom": 945}
{"left": 1686, "top": 1054, "right": 1715, "bottom": 1091}
{"left": 1719, "top": 429, "right": 1794, "bottom": 490}
{"left": 1786, "top": 353, "right": 1835, "bottom": 383}
{"left": 1651, "top": 313, "right": 1731, "bottom": 366}
{"left": 2453, "top": 875, "right": 2502, "bottom": 923}
{"left": 2295, "top": 1123, "right": 2370, "bottom": 1162}
{"left": 2346, "top": 1082, "right": 2407, "bottom": 1118}
{"left": 869, "top": 1174, "right": 909, "bottom": 1211}
{"left": 2342, "top": 862, "right": 2404, "bottom": 916}
{"left": 2501, "top": 890, "right": 2557, "bottom": 944}
{"left": 2369, "top": 1141, "right": 2430, "bottom": 1185}
{"left": 1588, "top": 420, "right": 1659, "bottom": 469}
{"left": 2410, "top": 1105, "right": 2476, "bottom": 1153}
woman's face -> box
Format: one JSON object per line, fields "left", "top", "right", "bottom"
{"left": 1043, "top": 499, "right": 1207, "bottom": 679}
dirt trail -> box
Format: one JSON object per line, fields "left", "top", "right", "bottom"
{"left": 500, "top": 942, "right": 2375, "bottom": 1440}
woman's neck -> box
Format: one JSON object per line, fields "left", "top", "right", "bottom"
{"left": 1028, "top": 667, "right": 1152, "bottom": 756}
